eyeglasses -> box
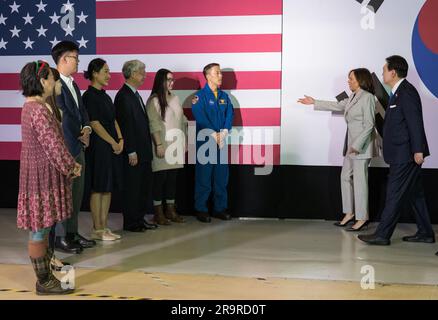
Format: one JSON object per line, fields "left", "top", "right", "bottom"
{"left": 167, "top": 78, "right": 174, "bottom": 82}
{"left": 65, "top": 55, "right": 80, "bottom": 62}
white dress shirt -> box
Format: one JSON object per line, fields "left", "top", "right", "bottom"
{"left": 60, "top": 73, "right": 79, "bottom": 107}
{"left": 391, "top": 78, "right": 405, "bottom": 95}
{"left": 60, "top": 72, "right": 92, "bottom": 133}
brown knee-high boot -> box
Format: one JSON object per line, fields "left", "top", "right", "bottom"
{"left": 165, "top": 203, "right": 185, "bottom": 223}
{"left": 30, "top": 253, "right": 74, "bottom": 295}
{"left": 29, "top": 236, "right": 73, "bottom": 295}
{"left": 154, "top": 204, "right": 171, "bottom": 225}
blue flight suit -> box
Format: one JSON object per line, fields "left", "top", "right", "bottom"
{"left": 191, "top": 84, "right": 234, "bottom": 213}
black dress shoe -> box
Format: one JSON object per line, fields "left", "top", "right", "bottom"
{"left": 402, "top": 234, "right": 435, "bottom": 243}
{"left": 346, "top": 221, "right": 370, "bottom": 232}
{"left": 143, "top": 220, "right": 158, "bottom": 230}
{"left": 212, "top": 211, "right": 232, "bottom": 220}
{"left": 55, "top": 237, "right": 83, "bottom": 254}
{"left": 435, "top": 251, "right": 438, "bottom": 257}
{"left": 358, "top": 234, "right": 390, "bottom": 246}
{"left": 72, "top": 233, "right": 96, "bottom": 248}
{"left": 196, "top": 212, "right": 211, "bottom": 223}
{"left": 123, "top": 225, "right": 145, "bottom": 232}
{"left": 333, "top": 216, "right": 355, "bottom": 227}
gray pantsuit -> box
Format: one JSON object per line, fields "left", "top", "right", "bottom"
{"left": 340, "top": 156, "right": 371, "bottom": 220}
{"left": 315, "top": 89, "right": 378, "bottom": 220}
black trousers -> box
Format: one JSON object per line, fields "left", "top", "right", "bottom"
{"left": 376, "top": 162, "right": 434, "bottom": 239}
{"left": 153, "top": 169, "right": 177, "bottom": 203}
{"left": 122, "top": 161, "right": 152, "bottom": 229}
{"left": 55, "top": 150, "right": 85, "bottom": 237}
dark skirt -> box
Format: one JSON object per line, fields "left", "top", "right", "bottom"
{"left": 85, "top": 133, "right": 123, "bottom": 193}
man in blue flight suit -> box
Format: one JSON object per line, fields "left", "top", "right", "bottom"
{"left": 192, "top": 63, "right": 234, "bottom": 223}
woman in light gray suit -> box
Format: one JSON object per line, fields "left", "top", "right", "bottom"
{"left": 298, "top": 68, "right": 377, "bottom": 231}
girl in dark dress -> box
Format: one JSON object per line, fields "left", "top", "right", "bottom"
{"left": 83, "top": 58, "right": 123, "bottom": 241}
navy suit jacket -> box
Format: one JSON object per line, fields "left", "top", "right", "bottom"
{"left": 114, "top": 84, "right": 152, "bottom": 163}
{"left": 57, "top": 78, "right": 90, "bottom": 158}
{"left": 382, "top": 79, "right": 430, "bottom": 164}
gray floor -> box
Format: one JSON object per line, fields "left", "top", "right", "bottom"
{"left": 1, "top": 208, "right": 437, "bottom": 285}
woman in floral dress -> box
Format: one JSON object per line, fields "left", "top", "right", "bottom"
{"left": 17, "top": 61, "right": 81, "bottom": 295}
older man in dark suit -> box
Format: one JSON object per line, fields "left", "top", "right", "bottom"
{"left": 115, "top": 60, "right": 156, "bottom": 232}
{"left": 359, "top": 55, "right": 434, "bottom": 246}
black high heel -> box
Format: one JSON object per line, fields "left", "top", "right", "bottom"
{"left": 333, "top": 216, "right": 355, "bottom": 227}
{"left": 346, "top": 220, "right": 369, "bottom": 232}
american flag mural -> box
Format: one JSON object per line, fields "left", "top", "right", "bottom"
{"left": 0, "top": 0, "right": 282, "bottom": 164}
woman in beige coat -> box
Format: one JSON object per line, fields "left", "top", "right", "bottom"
{"left": 146, "top": 69, "right": 188, "bottom": 225}
{"left": 298, "top": 68, "right": 378, "bottom": 231}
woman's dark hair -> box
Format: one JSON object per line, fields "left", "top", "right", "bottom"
{"left": 150, "top": 68, "right": 172, "bottom": 120}
{"left": 46, "top": 68, "right": 62, "bottom": 122}
{"left": 20, "top": 60, "right": 51, "bottom": 97}
{"left": 386, "top": 55, "right": 408, "bottom": 78}
{"left": 84, "top": 58, "right": 107, "bottom": 81}
{"left": 349, "top": 68, "right": 375, "bottom": 95}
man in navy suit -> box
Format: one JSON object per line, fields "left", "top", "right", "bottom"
{"left": 51, "top": 41, "right": 96, "bottom": 253}
{"left": 359, "top": 55, "right": 434, "bottom": 246}
{"left": 115, "top": 60, "right": 155, "bottom": 232}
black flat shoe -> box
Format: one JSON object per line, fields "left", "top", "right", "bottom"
{"left": 346, "top": 221, "right": 370, "bottom": 232}
{"left": 333, "top": 216, "right": 355, "bottom": 227}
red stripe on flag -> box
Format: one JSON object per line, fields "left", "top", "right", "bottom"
{"left": 187, "top": 144, "right": 280, "bottom": 165}
{"left": 0, "top": 74, "right": 20, "bottom": 90}
{"left": 228, "top": 144, "right": 280, "bottom": 165}
{"left": 0, "top": 108, "right": 21, "bottom": 124}
{"left": 0, "top": 142, "right": 21, "bottom": 160}
{"left": 96, "top": 0, "right": 282, "bottom": 19}
{"left": 184, "top": 108, "right": 280, "bottom": 127}
{"left": 96, "top": 34, "right": 281, "bottom": 54}
{"left": 75, "top": 71, "right": 281, "bottom": 91}
{"left": 0, "top": 107, "right": 280, "bottom": 126}
{"left": 0, "top": 71, "right": 281, "bottom": 91}
{"left": 1, "top": 142, "right": 280, "bottom": 164}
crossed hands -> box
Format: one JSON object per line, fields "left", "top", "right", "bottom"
{"left": 211, "top": 130, "right": 228, "bottom": 149}
{"left": 111, "top": 140, "right": 124, "bottom": 155}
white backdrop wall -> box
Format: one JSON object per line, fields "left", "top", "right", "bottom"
{"left": 1, "top": 0, "right": 437, "bottom": 169}
{"left": 281, "top": 0, "right": 438, "bottom": 168}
